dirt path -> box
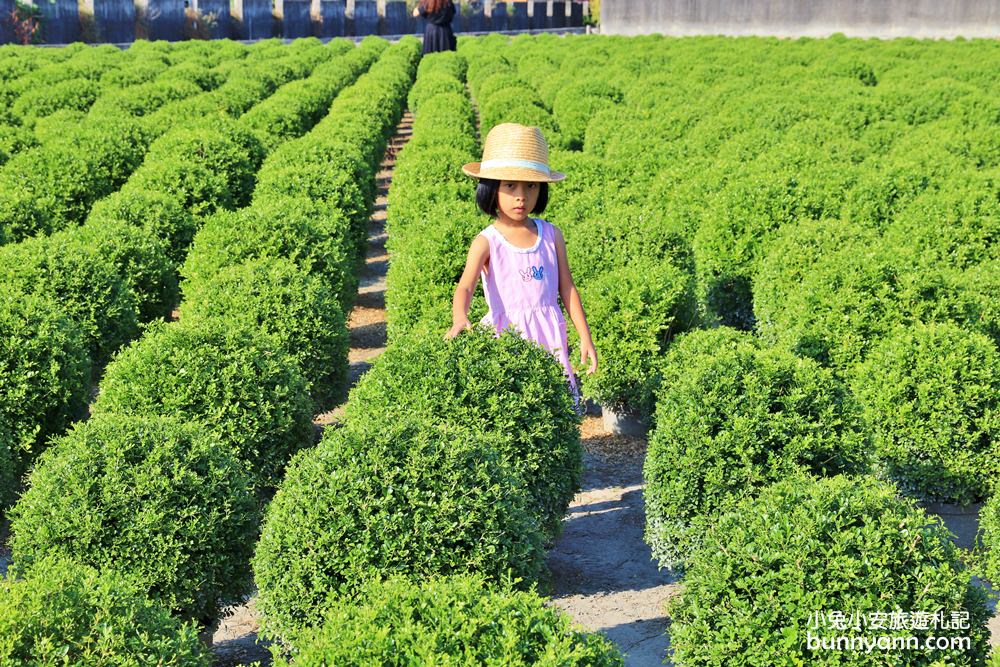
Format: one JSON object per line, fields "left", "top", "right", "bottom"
{"left": 546, "top": 417, "right": 680, "bottom": 667}
{"left": 210, "top": 111, "right": 413, "bottom": 666}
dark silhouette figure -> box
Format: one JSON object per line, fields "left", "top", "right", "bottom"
{"left": 413, "top": 0, "right": 457, "bottom": 53}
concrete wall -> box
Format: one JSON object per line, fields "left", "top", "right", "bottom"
{"left": 601, "top": 0, "right": 1000, "bottom": 39}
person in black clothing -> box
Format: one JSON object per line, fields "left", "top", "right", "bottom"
{"left": 412, "top": 0, "right": 457, "bottom": 53}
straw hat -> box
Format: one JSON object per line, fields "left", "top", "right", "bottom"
{"left": 462, "top": 122, "right": 566, "bottom": 183}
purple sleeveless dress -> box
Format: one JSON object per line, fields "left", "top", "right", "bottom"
{"left": 478, "top": 217, "right": 584, "bottom": 416}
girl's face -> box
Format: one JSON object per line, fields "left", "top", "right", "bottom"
{"left": 496, "top": 180, "right": 540, "bottom": 222}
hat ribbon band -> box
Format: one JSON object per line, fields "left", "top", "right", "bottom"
{"left": 480, "top": 158, "right": 551, "bottom": 174}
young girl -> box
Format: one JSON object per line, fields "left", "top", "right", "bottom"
{"left": 444, "top": 123, "right": 597, "bottom": 416}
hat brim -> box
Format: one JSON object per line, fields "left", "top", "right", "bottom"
{"left": 462, "top": 162, "right": 565, "bottom": 183}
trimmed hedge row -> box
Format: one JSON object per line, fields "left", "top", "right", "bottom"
{"left": 269, "top": 574, "right": 623, "bottom": 666}
{"left": 254, "top": 328, "right": 584, "bottom": 645}
{"left": 384, "top": 50, "right": 485, "bottom": 341}
{"left": 643, "top": 327, "right": 871, "bottom": 573}
{"left": 2, "top": 40, "right": 393, "bottom": 655}
{"left": 9, "top": 414, "right": 259, "bottom": 625}
{"left": 668, "top": 473, "right": 992, "bottom": 665}
{"left": 0, "top": 555, "right": 208, "bottom": 666}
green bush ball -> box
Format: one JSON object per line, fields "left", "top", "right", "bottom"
{"left": 643, "top": 327, "right": 871, "bottom": 573}
{"left": 181, "top": 257, "right": 349, "bottom": 410}
{"left": 181, "top": 196, "right": 358, "bottom": 316}
{"left": 0, "top": 227, "right": 140, "bottom": 364}
{"left": 0, "top": 555, "right": 209, "bottom": 666}
{"left": 253, "top": 418, "right": 547, "bottom": 643}
{"left": 87, "top": 188, "right": 199, "bottom": 266}
{"left": 851, "top": 321, "right": 1000, "bottom": 505}
{"left": 0, "top": 283, "right": 91, "bottom": 477}
{"left": 344, "top": 327, "right": 582, "bottom": 541}
{"left": 667, "top": 473, "right": 992, "bottom": 666}
{"left": 93, "top": 319, "right": 314, "bottom": 493}
{"left": 271, "top": 574, "right": 624, "bottom": 666}
{"left": 8, "top": 414, "right": 259, "bottom": 626}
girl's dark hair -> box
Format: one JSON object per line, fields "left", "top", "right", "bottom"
{"left": 475, "top": 178, "right": 549, "bottom": 218}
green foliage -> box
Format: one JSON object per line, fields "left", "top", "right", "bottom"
{"left": 667, "top": 473, "right": 992, "bottom": 666}
{"left": 181, "top": 257, "right": 349, "bottom": 410}
{"left": 344, "top": 328, "right": 582, "bottom": 541}
{"left": 643, "top": 327, "right": 871, "bottom": 573}
{"left": 851, "top": 322, "right": 1000, "bottom": 505}
{"left": 551, "top": 79, "right": 622, "bottom": 150}
{"left": 271, "top": 574, "right": 623, "bottom": 665}
{"left": 9, "top": 414, "right": 258, "bottom": 626}
{"left": 0, "top": 555, "right": 208, "bottom": 666}
{"left": 0, "top": 228, "right": 140, "bottom": 363}
{"left": 181, "top": 196, "right": 357, "bottom": 316}
{"left": 253, "top": 418, "right": 547, "bottom": 643}
{"left": 86, "top": 188, "right": 199, "bottom": 266}
{"left": 71, "top": 219, "right": 179, "bottom": 323}
{"left": 92, "top": 319, "right": 313, "bottom": 492}
{"left": 0, "top": 284, "right": 90, "bottom": 476}
{"left": 572, "top": 255, "right": 695, "bottom": 419}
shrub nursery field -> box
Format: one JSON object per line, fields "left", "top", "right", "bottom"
{"left": 1, "top": 30, "right": 999, "bottom": 666}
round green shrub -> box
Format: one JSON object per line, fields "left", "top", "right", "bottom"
{"left": 0, "top": 284, "right": 90, "bottom": 475}
{"left": 8, "top": 414, "right": 259, "bottom": 626}
{"left": 0, "top": 555, "right": 208, "bottom": 666}
{"left": 92, "top": 319, "right": 313, "bottom": 492}
{"left": 343, "top": 327, "right": 582, "bottom": 540}
{"left": 0, "top": 227, "right": 140, "bottom": 363}
{"left": 181, "top": 196, "right": 357, "bottom": 315}
{"left": 143, "top": 120, "right": 265, "bottom": 209}
{"left": 123, "top": 157, "right": 233, "bottom": 218}
{"left": 643, "top": 327, "right": 871, "bottom": 573}
{"left": 570, "top": 256, "right": 696, "bottom": 420}
{"left": 851, "top": 321, "right": 1000, "bottom": 505}
{"left": 69, "top": 220, "right": 179, "bottom": 323}
{"left": 87, "top": 189, "right": 199, "bottom": 265}
{"left": 406, "top": 71, "right": 467, "bottom": 114}
{"left": 253, "top": 418, "right": 547, "bottom": 643}
{"left": 180, "top": 257, "right": 349, "bottom": 410}
{"left": 667, "top": 473, "right": 992, "bottom": 666}
{"left": 271, "top": 574, "right": 623, "bottom": 665}
{"left": 551, "top": 79, "right": 623, "bottom": 151}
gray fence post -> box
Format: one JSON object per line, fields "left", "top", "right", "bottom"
{"left": 381, "top": 0, "right": 406, "bottom": 34}
{"left": 194, "top": 0, "right": 230, "bottom": 37}
{"left": 313, "top": 0, "right": 345, "bottom": 35}
{"left": 351, "top": 0, "right": 376, "bottom": 34}
{"left": 33, "top": 0, "right": 80, "bottom": 44}
{"left": 81, "top": 0, "right": 134, "bottom": 42}
{"left": 277, "top": 0, "right": 310, "bottom": 36}
{"left": 529, "top": 0, "right": 544, "bottom": 29}
{"left": 138, "top": 0, "right": 185, "bottom": 40}
{"left": 489, "top": 0, "right": 506, "bottom": 29}
{"left": 232, "top": 0, "right": 273, "bottom": 38}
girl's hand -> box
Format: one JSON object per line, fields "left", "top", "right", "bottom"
{"left": 579, "top": 339, "right": 598, "bottom": 375}
{"left": 412, "top": 5, "right": 420, "bottom": 16}
{"left": 444, "top": 318, "right": 472, "bottom": 340}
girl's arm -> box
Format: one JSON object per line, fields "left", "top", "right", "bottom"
{"left": 553, "top": 225, "right": 598, "bottom": 375}
{"left": 445, "top": 234, "right": 490, "bottom": 340}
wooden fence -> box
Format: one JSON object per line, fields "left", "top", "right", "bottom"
{"left": 2, "top": 0, "right": 588, "bottom": 45}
